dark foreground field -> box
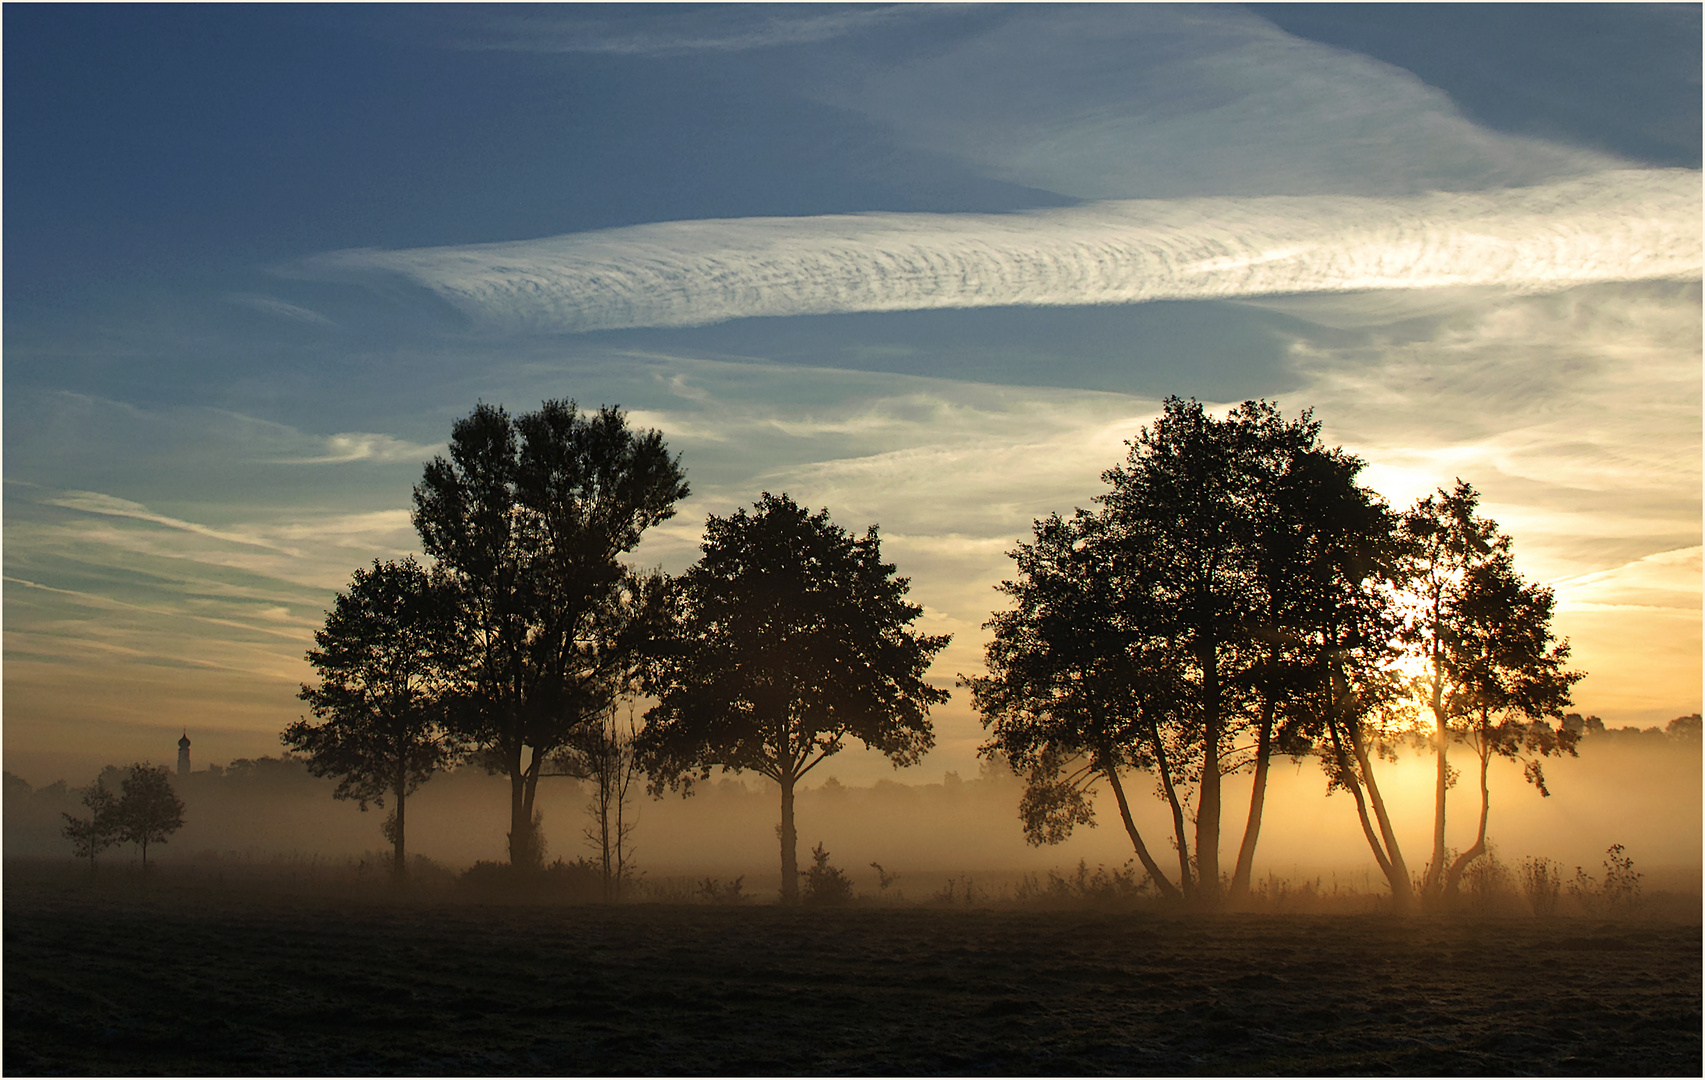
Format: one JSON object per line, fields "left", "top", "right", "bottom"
{"left": 5, "top": 876, "right": 1700, "bottom": 1076}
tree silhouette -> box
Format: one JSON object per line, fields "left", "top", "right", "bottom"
{"left": 1272, "top": 477, "right": 1421, "bottom": 913}
{"left": 968, "top": 508, "right": 1190, "bottom": 901}
{"left": 61, "top": 781, "right": 120, "bottom": 870}
{"left": 1097, "top": 398, "right": 1340, "bottom": 906}
{"left": 555, "top": 704, "right": 643, "bottom": 901}
{"left": 286, "top": 557, "right": 468, "bottom": 881}
{"left": 414, "top": 401, "right": 687, "bottom": 869}
{"left": 1396, "top": 481, "right": 1580, "bottom": 903}
{"left": 115, "top": 763, "right": 185, "bottom": 869}
{"left": 638, "top": 493, "right": 948, "bottom": 904}
{"left": 976, "top": 398, "right": 1350, "bottom": 907}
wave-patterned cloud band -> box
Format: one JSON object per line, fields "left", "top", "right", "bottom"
{"left": 309, "top": 170, "right": 1700, "bottom": 333}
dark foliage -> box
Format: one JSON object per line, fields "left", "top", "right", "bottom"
{"left": 639, "top": 492, "right": 949, "bottom": 903}
{"left": 1397, "top": 481, "right": 1582, "bottom": 902}
{"left": 413, "top": 400, "right": 687, "bottom": 868}
{"left": 60, "top": 783, "right": 120, "bottom": 869}
{"left": 286, "top": 557, "right": 468, "bottom": 880}
{"left": 801, "top": 842, "right": 854, "bottom": 906}
{"left": 113, "top": 764, "right": 185, "bottom": 869}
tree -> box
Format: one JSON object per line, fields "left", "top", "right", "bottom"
{"left": 555, "top": 703, "right": 643, "bottom": 901}
{"left": 115, "top": 763, "right": 185, "bottom": 869}
{"left": 638, "top": 493, "right": 949, "bottom": 904}
{"left": 968, "top": 508, "right": 1191, "bottom": 901}
{"left": 414, "top": 400, "right": 688, "bottom": 868}
{"left": 1094, "top": 398, "right": 1339, "bottom": 907}
{"left": 1235, "top": 441, "right": 1427, "bottom": 912}
{"left": 285, "top": 557, "right": 468, "bottom": 882}
{"left": 1395, "top": 481, "right": 1581, "bottom": 903}
{"left": 1431, "top": 531, "right": 1581, "bottom": 899}
{"left": 1227, "top": 421, "right": 1392, "bottom": 901}
{"left": 61, "top": 781, "right": 120, "bottom": 870}
{"left": 976, "top": 398, "right": 1339, "bottom": 907}
{"left": 972, "top": 398, "right": 1466, "bottom": 911}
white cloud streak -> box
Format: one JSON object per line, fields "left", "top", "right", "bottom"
{"left": 224, "top": 293, "right": 336, "bottom": 326}
{"left": 304, "top": 170, "right": 1699, "bottom": 335}
{"left": 455, "top": 5, "right": 934, "bottom": 55}
{"left": 276, "top": 432, "right": 443, "bottom": 465}
{"left": 818, "top": 5, "right": 1628, "bottom": 200}
{"left": 44, "top": 491, "right": 302, "bottom": 555}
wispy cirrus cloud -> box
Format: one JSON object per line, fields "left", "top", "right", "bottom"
{"left": 223, "top": 292, "right": 336, "bottom": 327}
{"left": 816, "top": 5, "right": 1630, "bottom": 200}
{"left": 450, "top": 4, "right": 937, "bottom": 56}
{"left": 299, "top": 170, "right": 1699, "bottom": 336}
{"left": 43, "top": 491, "right": 301, "bottom": 554}
{"left": 275, "top": 432, "right": 442, "bottom": 465}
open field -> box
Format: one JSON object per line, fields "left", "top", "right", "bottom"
{"left": 5, "top": 867, "right": 1700, "bottom": 1076}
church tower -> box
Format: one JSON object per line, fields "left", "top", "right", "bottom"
{"left": 177, "top": 730, "right": 191, "bottom": 777}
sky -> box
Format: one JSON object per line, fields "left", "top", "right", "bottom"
{"left": 5, "top": 3, "right": 1701, "bottom": 787}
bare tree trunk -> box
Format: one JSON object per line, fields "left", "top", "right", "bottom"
{"left": 1103, "top": 765, "right": 1183, "bottom": 901}
{"left": 393, "top": 766, "right": 408, "bottom": 884}
{"left": 1145, "top": 720, "right": 1200, "bottom": 894}
{"left": 1146, "top": 719, "right": 1194, "bottom": 900}
{"left": 1229, "top": 698, "right": 1275, "bottom": 901}
{"left": 1427, "top": 732, "right": 1449, "bottom": 897}
{"left": 1196, "top": 638, "right": 1222, "bottom": 907}
{"left": 521, "top": 745, "right": 546, "bottom": 869}
{"left": 1425, "top": 652, "right": 1449, "bottom": 899}
{"left": 778, "top": 771, "right": 799, "bottom": 904}
{"left": 1443, "top": 734, "right": 1492, "bottom": 899}
{"left": 507, "top": 741, "right": 534, "bottom": 869}
{"left": 1326, "top": 717, "right": 1394, "bottom": 880}
{"left": 1346, "top": 715, "right": 1416, "bottom": 914}
{"left": 612, "top": 709, "right": 638, "bottom": 900}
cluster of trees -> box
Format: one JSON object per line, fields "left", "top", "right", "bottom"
{"left": 967, "top": 398, "right": 1581, "bottom": 911}
{"left": 285, "top": 402, "right": 947, "bottom": 900}
{"left": 59, "top": 763, "right": 186, "bottom": 870}
{"left": 283, "top": 395, "right": 1598, "bottom": 910}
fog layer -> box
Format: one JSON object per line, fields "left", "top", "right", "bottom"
{"left": 9, "top": 729, "right": 1697, "bottom": 897}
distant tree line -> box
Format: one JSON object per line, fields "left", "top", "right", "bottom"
{"left": 272, "top": 395, "right": 1676, "bottom": 910}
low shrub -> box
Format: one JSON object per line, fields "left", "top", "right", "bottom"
{"left": 1569, "top": 844, "right": 1643, "bottom": 917}
{"left": 1520, "top": 856, "right": 1562, "bottom": 918}
{"left": 1012, "top": 860, "right": 1146, "bottom": 909}
{"left": 801, "top": 843, "right": 853, "bottom": 906}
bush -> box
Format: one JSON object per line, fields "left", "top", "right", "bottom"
{"left": 801, "top": 843, "right": 853, "bottom": 906}
{"left": 1012, "top": 860, "right": 1146, "bottom": 909}
{"left": 1520, "top": 856, "right": 1562, "bottom": 918}
{"left": 869, "top": 861, "right": 902, "bottom": 901}
{"left": 1569, "top": 844, "right": 1643, "bottom": 917}
{"left": 931, "top": 873, "right": 986, "bottom": 907}
{"left": 695, "top": 875, "right": 749, "bottom": 904}
{"left": 1461, "top": 849, "right": 1521, "bottom": 917}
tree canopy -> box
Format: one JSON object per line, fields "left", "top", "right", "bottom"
{"left": 1396, "top": 482, "right": 1581, "bottom": 901}
{"left": 638, "top": 492, "right": 949, "bottom": 903}
{"left": 114, "top": 763, "right": 185, "bottom": 868}
{"left": 286, "top": 557, "right": 469, "bottom": 880}
{"left": 413, "top": 400, "right": 688, "bottom": 868}
{"left": 61, "top": 782, "right": 120, "bottom": 870}
{"left": 971, "top": 398, "right": 1583, "bottom": 911}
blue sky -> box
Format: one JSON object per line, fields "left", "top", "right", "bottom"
{"left": 6, "top": 4, "right": 1700, "bottom": 784}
